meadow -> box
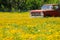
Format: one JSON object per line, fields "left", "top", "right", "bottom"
{"left": 0, "top": 12, "right": 60, "bottom": 40}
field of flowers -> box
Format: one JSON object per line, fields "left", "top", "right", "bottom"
{"left": 0, "top": 12, "right": 60, "bottom": 40}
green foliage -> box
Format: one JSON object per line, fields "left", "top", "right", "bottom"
{"left": 0, "top": 0, "right": 59, "bottom": 12}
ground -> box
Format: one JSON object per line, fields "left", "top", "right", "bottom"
{"left": 0, "top": 12, "right": 60, "bottom": 40}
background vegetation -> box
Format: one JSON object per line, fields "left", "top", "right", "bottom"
{"left": 0, "top": 0, "right": 59, "bottom": 12}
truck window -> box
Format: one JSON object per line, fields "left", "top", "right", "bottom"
{"left": 41, "top": 5, "right": 53, "bottom": 10}
{"left": 53, "top": 6, "right": 58, "bottom": 10}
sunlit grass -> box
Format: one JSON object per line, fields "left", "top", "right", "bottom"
{"left": 0, "top": 12, "right": 60, "bottom": 40}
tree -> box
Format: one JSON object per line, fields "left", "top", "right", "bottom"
{"left": 0, "top": 0, "right": 59, "bottom": 12}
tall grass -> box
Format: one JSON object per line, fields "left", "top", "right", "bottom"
{"left": 0, "top": 12, "right": 60, "bottom": 40}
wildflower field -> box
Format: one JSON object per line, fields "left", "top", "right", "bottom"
{"left": 0, "top": 12, "right": 60, "bottom": 40}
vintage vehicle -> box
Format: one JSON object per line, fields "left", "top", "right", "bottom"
{"left": 30, "top": 4, "right": 60, "bottom": 17}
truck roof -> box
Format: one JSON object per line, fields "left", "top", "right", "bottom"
{"left": 44, "top": 4, "right": 58, "bottom": 6}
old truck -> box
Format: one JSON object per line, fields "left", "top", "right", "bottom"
{"left": 30, "top": 4, "right": 60, "bottom": 17}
